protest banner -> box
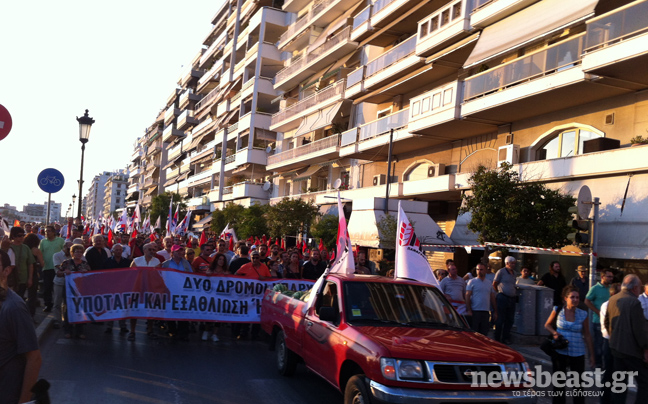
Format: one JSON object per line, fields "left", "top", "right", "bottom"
{"left": 65, "top": 268, "right": 315, "bottom": 324}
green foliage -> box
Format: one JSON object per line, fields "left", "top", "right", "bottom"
{"left": 150, "top": 192, "right": 186, "bottom": 230}
{"left": 459, "top": 163, "right": 576, "bottom": 248}
{"left": 265, "top": 198, "right": 319, "bottom": 238}
{"left": 210, "top": 202, "right": 245, "bottom": 234}
{"left": 237, "top": 203, "right": 269, "bottom": 240}
{"left": 311, "top": 214, "right": 339, "bottom": 251}
{"left": 377, "top": 213, "right": 397, "bottom": 249}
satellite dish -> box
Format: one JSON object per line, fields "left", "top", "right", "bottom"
{"left": 265, "top": 146, "right": 273, "bottom": 154}
{"left": 333, "top": 178, "right": 342, "bottom": 189}
{"left": 263, "top": 181, "right": 272, "bottom": 191}
{"left": 576, "top": 185, "right": 592, "bottom": 219}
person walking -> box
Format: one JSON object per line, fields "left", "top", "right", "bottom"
{"left": 38, "top": 225, "right": 65, "bottom": 313}
{"left": 538, "top": 261, "right": 567, "bottom": 306}
{"left": 7, "top": 227, "right": 35, "bottom": 302}
{"left": 603, "top": 275, "right": 648, "bottom": 404}
{"left": 492, "top": 256, "right": 518, "bottom": 344}
{"left": 544, "top": 285, "right": 595, "bottom": 404}
{"left": 465, "top": 263, "right": 497, "bottom": 335}
{"left": 59, "top": 244, "right": 91, "bottom": 339}
{"left": 585, "top": 268, "right": 614, "bottom": 368}
{"left": 570, "top": 265, "right": 589, "bottom": 310}
{"left": 234, "top": 250, "right": 271, "bottom": 340}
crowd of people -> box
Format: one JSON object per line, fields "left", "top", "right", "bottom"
{"left": 437, "top": 256, "right": 648, "bottom": 404}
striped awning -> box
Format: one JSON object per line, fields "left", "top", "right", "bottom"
{"left": 293, "top": 165, "right": 322, "bottom": 182}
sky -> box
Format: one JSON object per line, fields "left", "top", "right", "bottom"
{"left": 0, "top": 0, "right": 223, "bottom": 214}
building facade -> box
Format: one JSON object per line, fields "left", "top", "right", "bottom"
{"left": 126, "top": 0, "right": 648, "bottom": 276}
{"left": 102, "top": 171, "right": 129, "bottom": 218}
{"left": 19, "top": 201, "right": 62, "bottom": 223}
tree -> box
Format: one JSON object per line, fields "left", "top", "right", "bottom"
{"left": 265, "top": 198, "right": 319, "bottom": 239}
{"left": 311, "top": 214, "right": 339, "bottom": 251}
{"left": 237, "top": 203, "right": 269, "bottom": 240}
{"left": 150, "top": 192, "right": 186, "bottom": 231}
{"left": 459, "top": 163, "right": 576, "bottom": 248}
{"left": 376, "top": 213, "right": 397, "bottom": 249}
{"left": 210, "top": 202, "right": 245, "bottom": 234}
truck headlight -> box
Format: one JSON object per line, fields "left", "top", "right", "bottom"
{"left": 397, "top": 360, "right": 424, "bottom": 380}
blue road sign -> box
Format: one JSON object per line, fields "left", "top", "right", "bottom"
{"left": 37, "top": 168, "right": 65, "bottom": 193}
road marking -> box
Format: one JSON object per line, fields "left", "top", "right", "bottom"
{"left": 104, "top": 388, "right": 174, "bottom": 404}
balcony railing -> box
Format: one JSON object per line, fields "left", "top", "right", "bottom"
{"left": 584, "top": 0, "right": 648, "bottom": 52}
{"left": 347, "top": 67, "right": 364, "bottom": 87}
{"left": 373, "top": 0, "right": 396, "bottom": 15}
{"left": 268, "top": 134, "right": 339, "bottom": 166}
{"left": 189, "top": 169, "right": 213, "bottom": 184}
{"left": 224, "top": 154, "right": 236, "bottom": 164}
{"left": 365, "top": 35, "right": 417, "bottom": 77}
{"left": 276, "top": 27, "right": 353, "bottom": 84}
{"left": 464, "top": 35, "right": 584, "bottom": 101}
{"left": 196, "top": 86, "right": 220, "bottom": 111}
{"left": 340, "top": 128, "right": 358, "bottom": 146}
{"left": 199, "top": 59, "right": 223, "bottom": 85}
{"left": 279, "top": 0, "right": 340, "bottom": 45}
{"left": 223, "top": 186, "right": 233, "bottom": 195}
{"left": 471, "top": 0, "right": 494, "bottom": 12}
{"left": 353, "top": 6, "right": 372, "bottom": 30}
{"left": 359, "top": 109, "right": 409, "bottom": 141}
{"left": 227, "top": 122, "right": 239, "bottom": 134}
{"left": 271, "top": 79, "right": 346, "bottom": 125}
{"left": 201, "top": 31, "right": 227, "bottom": 65}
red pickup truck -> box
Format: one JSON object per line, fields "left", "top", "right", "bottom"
{"left": 261, "top": 274, "right": 535, "bottom": 404}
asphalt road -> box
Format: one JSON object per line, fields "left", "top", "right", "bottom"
{"left": 38, "top": 322, "right": 342, "bottom": 404}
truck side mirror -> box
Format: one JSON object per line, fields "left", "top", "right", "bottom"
{"left": 319, "top": 306, "right": 338, "bottom": 323}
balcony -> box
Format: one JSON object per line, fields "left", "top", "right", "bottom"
{"left": 270, "top": 79, "right": 346, "bottom": 132}
{"left": 344, "top": 67, "right": 365, "bottom": 98}
{"left": 195, "top": 86, "right": 220, "bottom": 118}
{"left": 188, "top": 169, "right": 213, "bottom": 186}
{"left": 340, "top": 109, "right": 417, "bottom": 159}
{"left": 162, "top": 124, "right": 185, "bottom": 143}
{"left": 462, "top": 35, "right": 632, "bottom": 122}
{"left": 351, "top": 5, "right": 372, "bottom": 42}
{"left": 370, "top": 0, "right": 421, "bottom": 29}
{"left": 402, "top": 174, "right": 456, "bottom": 199}
{"left": 187, "top": 196, "right": 211, "bottom": 211}
{"left": 179, "top": 67, "right": 204, "bottom": 88}
{"left": 177, "top": 109, "right": 199, "bottom": 130}
{"left": 197, "top": 59, "right": 224, "bottom": 93}
{"left": 179, "top": 89, "right": 201, "bottom": 109}
{"left": 131, "top": 149, "right": 143, "bottom": 161}
{"left": 267, "top": 134, "right": 340, "bottom": 171}
{"left": 582, "top": 0, "right": 648, "bottom": 88}
{"left": 278, "top": 0, "right": 348, "bottom": 49}
{"left": 223, "top": 181, "right": 269, "bottom": 202}
{"left": 274, "top": 27, "right": 357, "bottom": 91}
{"left": 282, "top": 0, "right": 311, "bottom": 13}
{"left": 470, "top": 0, "right": 539, "bottom": 29}
{"left": 363, "top": 35, "right": 423, "bottom": 91}
{"left": 164, "top": 106, "right": 180, "bottom": 126}
{"left": 200, "top": 30, "right": 227, "bottom": 68}
{"left": 143, "top": 177, "right": 158, "bottom": 188}
{"left": 416, "top": 0, "right": 472, "bottom": 57}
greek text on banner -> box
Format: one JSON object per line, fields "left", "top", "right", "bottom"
{"left": 65, "top": 268, "right": 315, "bottom": 323}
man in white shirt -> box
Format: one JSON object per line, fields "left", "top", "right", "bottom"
{"left": 599, "top": 282, "right": 621, "bottom": 404}
{"left": 157, "top": 237, "right": 173, "bottom": 261}
{"left": 638, "top": 282, "right": 648, "bottom": 321}
{"left": 119, "top": 233, "right": 131, "bottom": 259}
{"left": 128, "top": 242, "right": 160, "bottom": 341}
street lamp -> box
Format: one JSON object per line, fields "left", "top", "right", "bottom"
{"left": 76, "top": 110, "right": 95, "bottom": 220}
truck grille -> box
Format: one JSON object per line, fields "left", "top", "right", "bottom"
{"left": 430, "top": 363, "right": 503, "bottom": 384}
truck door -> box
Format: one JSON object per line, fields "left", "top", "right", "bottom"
{"left": 302, "top": 280, "right": 342, "bottom": 384}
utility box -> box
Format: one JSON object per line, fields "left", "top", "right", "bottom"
{"left": 514, "top": 285, "right": 537, "bottom": 335}
{"left": 535, "top": 286, "right": 555, "bottom": 335}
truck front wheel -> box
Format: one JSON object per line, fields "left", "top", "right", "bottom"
{"left": 344, "top": 375, "right": 372, "bottom": 404}
{"left": 276, "top": 331, "right": 298, "bottom": 376}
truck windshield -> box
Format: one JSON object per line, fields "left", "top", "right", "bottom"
{"left": 343, "top": 282, "right": 466, "bottom": 329}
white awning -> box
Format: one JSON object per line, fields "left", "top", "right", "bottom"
{"left": 192, "top": 215, "right": 213, "bottom": 231}
{"left": 293, "top": 165, "right": 323, "bottom": 182}
{"left": 449, "top": 212, "right": 483, "bottom": 247}
{"left": 307, "top": 1, "right": 362, "bottom": 52}
{"left": 464, "top": 0, "right": 598, "bottom": 68}
{"left": 294, "top": 111, "right": 321, "bottom": 137}
{"left": 311, "top": 102, "right": 343, "bottom": 132}
{"left": 348, "top": 198, "right": 450, "bottom": 248}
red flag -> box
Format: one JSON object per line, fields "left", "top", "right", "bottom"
{"left": 261, "top": 235, "right": 267, "bottom": 245}
{"left": 131, "top": 228, "right": 138, "bottom": 241}
{"left": 247, "top": 236, "right": 253, "bottom": 243}
{"left": 302, "top": 242, "right": 308, "bottom": 253}
{"left": 107, "top": 229, "right": 114, "bottom": 249}
{"left": 281, "top": 238, "right": 285, "bottom": 250}
{"left": 296, "top": 240, "right": 301, "bottom": 250}
{"left": 229, "top": 237, "right": 234, "bottom": 251}
{"left": 187, "top": 237, "right": 193, "bottom": 248}
{"left": 318, "top": 238, "right": 325, "bottom": 252}
{"left": 150, "top": 233, "right": 156, "bottom": 242}
{"left": 254, "top": 236, "right": 260, "bottom": 246}
{"left": 199, "top": 230, "right": 208, "bottom": 247}
{"left": 330, "top": 248, "right": 336, "bottom": 262}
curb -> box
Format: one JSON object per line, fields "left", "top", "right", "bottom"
{"left": 35, "top": 314, "right": 53, "bottom": 344}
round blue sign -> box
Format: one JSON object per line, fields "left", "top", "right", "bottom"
{"left": 37, "top": 168, "right": 65, "bottom": 194}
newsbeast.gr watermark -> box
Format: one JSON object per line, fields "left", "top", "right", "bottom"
{"left": 470, "top": 366, "right": 638, "bottom": 393}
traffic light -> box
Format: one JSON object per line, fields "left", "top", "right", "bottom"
{"left": 567, "top": 205, "right": 591, "bottom": 246}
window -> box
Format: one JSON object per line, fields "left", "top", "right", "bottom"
{"left": 116, "top": 198, "right": 121, "bottom": 204}
{"left": 537, "top": 127, "right": 602, "bottom": 160}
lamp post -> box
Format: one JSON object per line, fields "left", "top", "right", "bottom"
{"left": 76, "top": 110, "right": 95, "bottom": 220}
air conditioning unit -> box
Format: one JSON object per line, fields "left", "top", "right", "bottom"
{"left": 498, "top": 144, "right": 520, "bottom": 166}
{"left": 427, "top": 163, "right": 445, "bottom": 177}
{"left": 373, "top": 174, "right": 386, "bottom": 186}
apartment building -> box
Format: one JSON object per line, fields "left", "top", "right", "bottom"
{"left": 140, "top": 113, "right": 167, "bottom": 209}
{"left": 85, "top": 171, "right": 112, "bottom": 220}
{"left": 264, "top": 0, "right": 648, "bottom": 273}
{"left": 19, "top": 201, "right": 62, "bottom": 223}
{"left": 126, "top": 138, "right": 144, "bottom": 210}
{"left": 102, "top": 171, "right": 129, "bottom": 218}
